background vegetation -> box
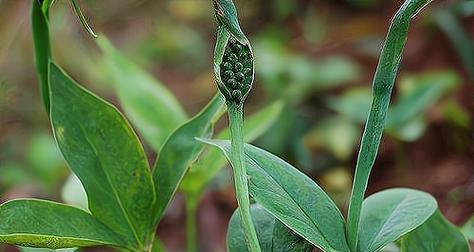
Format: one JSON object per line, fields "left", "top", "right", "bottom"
{"left": 0, "top": 0, "right": 472, "bottom": 251}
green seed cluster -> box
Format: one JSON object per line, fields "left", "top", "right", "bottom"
{"left": 219, "top": 37, "right": 253, "bottom": 104}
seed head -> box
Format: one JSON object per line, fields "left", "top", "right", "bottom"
{"left": 219, "top": 37, "right": 253, "bottom": 104}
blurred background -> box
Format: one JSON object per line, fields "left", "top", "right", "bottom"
{"left": 0, "top": 0, "right": 473, "bottom": 251}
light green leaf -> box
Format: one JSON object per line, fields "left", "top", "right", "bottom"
{"left": 227, "top": 204, "right": 312, "bottom": 252}
{"left": 152, "top": 94, "right": 225, "bottom": 224}
{"left": 199, "top": 139, "right": 350, "bottom": 252}
{"left": 181, "top": 101, "right": 284, "bottom": 193}
{"left": 400, "top": 210, "right": 470, "bottom": 252}
{"left": 49, "top": 63, "right": 155, "bottom": 250}
{"left": 97, "top": 36, "right": 188, "bottom": 151}
{"left": 386, "top": 70, "right": 460, "bottom": 129}
{"left": 358, "top": 188, "right": 437, "bottom": 252}
{"left": 0, "top": 199, "right": 124, "bottom": 249}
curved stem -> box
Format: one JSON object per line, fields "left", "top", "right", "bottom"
{"left": 186, "top": 193, "right": 199, "bottom": 252}
{"left": 228, "top": 103, "right": 261, "bottom": 252}
{"left": 346, "top": 0, "right": 433, "bottom": 251}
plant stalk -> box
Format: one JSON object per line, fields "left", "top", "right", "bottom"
{"left": 186, "top": 193, "right": 199, "bottom": 252}
{"left": 227, "top": 103, "right": 261, "bottom": 252}
{"left": 346, "top": 0, "right": 433, "bottom": 250}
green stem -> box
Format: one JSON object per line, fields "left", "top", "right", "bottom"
{"left": 186, "top": 193, "right": 199, "bottom": 252}
{"left": 227, "top": 103, "right": 261, "bottom": 252}
{"left": 31, "top": 0, "right": 52, "bottom": 114}
{"left": 346, "top": 0, "right": 432, "bottom": 251}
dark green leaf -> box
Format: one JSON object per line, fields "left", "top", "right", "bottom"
{"left": 199, "top": 139, "right": 350, "bottom": 252}
{"left": 400, "top": 210, "right": 470, "bottom": 252}
{"left": 49, "top": 63, "right": 155, "bottom": 250}
{"left": 227, "top": 204, "right": 312, "bottom": 252}
{"left": 0, "top": 199, "right": 124, "bottom": 249}
{"left": 152, "top": 94, "right": 225, "bottom": 224}
{"left": 97, "top": 36, "right": 187, "bottom": 151}
{"left": 358, "top": 188, "right": 437, "bottom": 252}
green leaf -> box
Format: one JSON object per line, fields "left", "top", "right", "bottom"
{"left": 400, "top": 210, "right": 470, "bottom": 252}
{"left": 49, "top": 63, "right": 156, "bottom": 250}
{"left": 358, "top": 188, "right": 437, "bottom": 252}
{"left": 461, "top": 215, "right": 474, "bottom": 242}
{"left": 41, "top": 0, "right": 56, "bottom": 15}
{"left": 271, "top": 219, "right": 313, "bottom": 252}
{"left": 433, "top": 9, "right": 474, "bottom": 79}
{"left": 346, "top": 1, "right": 433, "bottom": 249}
{"left": 227, "top": 204, "right": 312, "bottom": 252}
{"left": 227, "top": 204, "right": 274, "bottom": 252}
{"left": 0, "top": 199, "right": 124, "bottom": 249}
{"left": 152, "top": 94, "right": 225, "bottom": 224}
{"left": 97, "top": 36, "right": 187, "bottom": 151}
{"left": 32, "top": 0, "right": 52, "bottom": 113}
{"left": 181, "top": 101, "right": 284, "bottom": 193}
{"left": 386, "top": 70, "right": 460, "bottom": 130}
{"left": 199, "top": 139, "right": 350, "bottom": 252}
{"left": 69, "top": 0, "right": 97, "bottom": 38}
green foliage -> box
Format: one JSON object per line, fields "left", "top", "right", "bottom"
{"left": 181, "top": 101, "right": 284, "bottom": 194}
{"left": 151, "top": 94, "right": 224, "bottom": 224}
{"left": 346, "top": 1, "right": 433, "bottom": 249}
{"left": 199, "top": 139, "right": 350, "bottom": 252}
{"left": 325, "top": 70, "right": 462, "bottom": 142}
{"left": 227, "top": 204, "right": 312, "bottom": 252}
{"left": 212, "top": 0, "right": 261, "bottom": 251}
{"left": 31, "top": 0, "right": 52, "bottom": 113}
{"left": 97, "top": 36, "right": 188, "bottom": 151}
{"left": 400, "top": 210, "right": 470, "bottom": 252}
{"left": 358, "top": 188, "right": 437, "bottom": 252}
{"left": 2, "top": 0, "right": 467, "bottom": 252}
{"left": 0, "top": 199, "right": 124, "bottom": 249}
{"left": 50, "top": 63, "right": 156, "bottom": 250}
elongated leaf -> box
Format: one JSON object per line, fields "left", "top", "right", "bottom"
{"left": 346, "top": 1, "right": 433, "bottom": 249}
{"left": 358, "top": 188, "right": 437, "bottom": 252}
{"left": 227, "top": 204, "right": 312, "bottom": 252}
{"left": 49, "top": 63, "right": 156, "bottom": 250}
{"left": 386, "top": 71, "right": 460, "bottom": 129}
{"left": 200, "top": 139, "right": 350, "bottom": 252}
{"left": 400, "top": 210, "right": 470, "bottom": 252}
{"left": 152, "top": 94, "right": 225, "bottom": 224}
{"left": 97, "top": 36, "right": 188, "bottom": 151}
{"left": 0, "top": 199, "right": 124, "bottom": 249}
{"left": 433, "top": 9, "right": 474, "bottom": 79}
{"left": 181, "top": 101, "right": 284, "bottom": 193}
{"left": 69, "top": 0, "right": 97, "bottom": 38}
{"left": 32, "top": 0, "right": 52, "bottom": 113}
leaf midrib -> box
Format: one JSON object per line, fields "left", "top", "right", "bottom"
{"left": 245, "top": 152, "right": 342, "bottom": 252}
{"left": 76, "top": 121, "right": 143, "bottom": 249}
